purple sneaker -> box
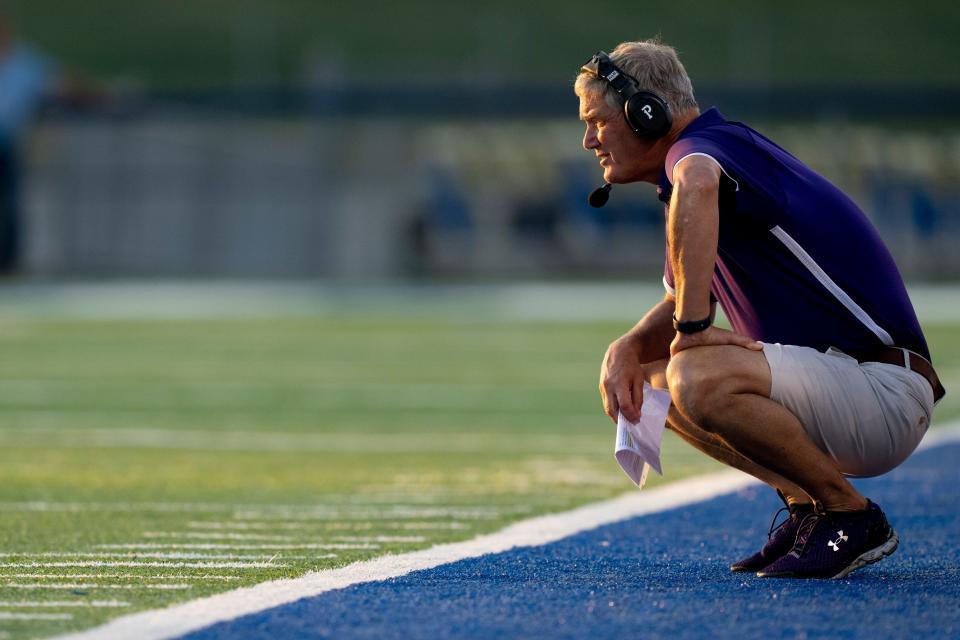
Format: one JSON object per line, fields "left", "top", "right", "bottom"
{"left": 730, "top": 500, "right": 814, "bottom": 573}
{"left": 757, "top": 500, "right": 898, "bottom": 579}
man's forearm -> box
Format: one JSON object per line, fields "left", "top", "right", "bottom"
{"left": 669, "top": 160, "right": 720, "bottom": 322}
{"left": 621, "top": 297, "right": 676, "bottom": 363}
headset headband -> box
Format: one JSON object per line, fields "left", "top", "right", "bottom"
{"left": 581, "top": 51, "right": 639, "bottom": 100}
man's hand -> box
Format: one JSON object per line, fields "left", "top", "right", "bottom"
{"left": 599, "top": 336, "right": 647, "bottom": 425}
{"left": 670, "top": 325, "right": 763, "bottom": 357}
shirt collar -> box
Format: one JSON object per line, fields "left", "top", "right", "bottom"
{"left": 680, "top": 106, "right": 726, "bottom": 133}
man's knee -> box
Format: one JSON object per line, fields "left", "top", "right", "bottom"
{"left": 666, "top": 349, "right": 725, "bottom": 426}
{"left": 667, "top": 347, "right": 760, "bottom": 425}
{"left": 666, "top": 345, "right": 771, "bottom": 427}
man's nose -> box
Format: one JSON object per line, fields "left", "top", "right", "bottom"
{"left": 583, "top": 126, "right": 599, "bottom": 151}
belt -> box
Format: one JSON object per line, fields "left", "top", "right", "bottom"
{"left": 847, "top": 346, "right": 946, "bottom": 403}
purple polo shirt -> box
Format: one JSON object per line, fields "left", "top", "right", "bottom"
{"left": 659, "top": 107, "right": 930, "bottom": 361}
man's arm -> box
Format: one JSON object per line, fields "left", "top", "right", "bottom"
{"left": 667, "top": 154, "right": 762, "bottom": 356}
{"left": 669, "top": 155, "right": 720, "bottom": 325}
{"left": 620, "top": 294, "right": 677, "bottom": 362}
{"left": 598, "top": 294, "right": 675, "bottom": 424}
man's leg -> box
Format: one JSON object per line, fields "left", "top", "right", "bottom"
{"left": 664, "top": 346, "right": 867, "bottom": 512}
{"left": 643, "top": 359, "right": 808, "bottom": 504}
{"left": 668, "top": 410, "right": 810, "bottom": 504}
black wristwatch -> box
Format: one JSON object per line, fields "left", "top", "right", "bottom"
{"left": 672, "top": 313, "right": 712, "bottom": 334}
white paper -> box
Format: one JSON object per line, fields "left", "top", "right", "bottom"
{"left": 614, "top": 383, "right": 672, "bottom": 488}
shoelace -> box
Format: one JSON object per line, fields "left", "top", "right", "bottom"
{"left": 766, "top": 506, "right": 792, "bottom": 540}
{"left": 790, "top": 512, "right": 823, "bottom": 555}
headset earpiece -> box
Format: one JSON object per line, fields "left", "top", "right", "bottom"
{"left": 581, "top": 51, "right": 673, "bottom": 140}
{"left": 624, "top": 91, "right": 672, "bottom": 139}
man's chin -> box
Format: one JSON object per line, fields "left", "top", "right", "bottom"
{"left": 602, "top": 164, "right": 632, "bottom": 184}
{"left": 604, "top": 167, "right": 645, "bottom": 185}
{"left": 603, "top": 170, "right": 623, "bottom": 184}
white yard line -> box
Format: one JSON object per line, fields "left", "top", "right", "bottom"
{"left": 0, "top": 501, "right": 503, "bottom": 519}
{"left": 390, "top": 522, "right": 469, "bottom": 530}
{"left": 0, "top": 426, "right": 602, "bottom": 455}
{"left": 97, "top": 543, "right": 351, "bottom": 551}
{"left": 134, "top": 542, "right": 374, "bottom": 550}
{"left": 209, "top": 520, "right": 469, "bottom": 530}
{"left": 184, "top": 521, "right": 454, "bottom": 532}
{"left": 0, "top": 562, "right": 286, "bottom": 569}
{"left": 3, "top": 584, "right": 191, "bottom": 591}
{"left": 0, "top": 601, "right": 128, "bottom": 608}
{"left": 0, "top": 502, "right": 240, "bottom": 513}
{"left": 187, "top": 521, "right": 303, "bottom": 530}
{"left": 0, "top": 553, "right": 307, "bottom": 561}
{"left": 230, "top": 507, "right": 505, "bottom": 520}
{"left": 0, "top": 574, "right": 242, "bottom": 581}
{"left": 52, "top": 420, "right": 960, "bottom": 640}
{"left": 331, "top": 536, "right": 426, "bottom": 543}
{"left": 141, "top": 532, "right": 296, "bottom": 541}
{"left": 0, "top": 612, "right": 72, "bottom": 620}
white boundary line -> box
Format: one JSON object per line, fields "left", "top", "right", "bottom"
{"left": 53, "top": 421, "right": 960, "bottom": 640}
{"left": 53, "top": 469, "right": 756, "bottom": 640}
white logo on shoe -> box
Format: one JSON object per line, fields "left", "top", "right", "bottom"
{"left": 827, "top": 530, "right": 849, "bottom": 551}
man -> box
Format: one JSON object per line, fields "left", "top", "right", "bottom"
{"left": 576, "top": 40, "right": 944, "bottom": 579}
{"left": 0, "top": 10, "right": 102, "bottom": 272}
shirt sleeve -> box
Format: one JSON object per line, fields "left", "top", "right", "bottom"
{"left": 662, "top": 243, "right": 676, "bottom": 297}
{"left": 665, "top": 133, "right": 787, "bottom": 216}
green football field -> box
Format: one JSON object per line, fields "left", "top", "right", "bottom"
{"left": 0, "top": 283, "right": 957, "bottom": 638}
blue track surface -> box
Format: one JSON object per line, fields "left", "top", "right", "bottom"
{"left": 182, "top": 443, "right": 960, "bottom": 640}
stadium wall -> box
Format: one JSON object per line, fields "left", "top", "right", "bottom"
{"left": 21, "top": 112, "right": 960, "bottom": 279}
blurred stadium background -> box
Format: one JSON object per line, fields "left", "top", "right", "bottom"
{"left": 0, "top": 1, "right": 959, "bottom": 637}
{"left": 4, "top": 0, "right": 960, "bottom": 278}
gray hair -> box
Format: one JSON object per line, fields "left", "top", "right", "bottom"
{"left": 575, "top": 39, "right": 699, "bottom": 116}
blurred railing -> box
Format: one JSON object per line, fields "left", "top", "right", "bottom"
{"left": 21, "top": 88, "right": 960, "bottom": 279}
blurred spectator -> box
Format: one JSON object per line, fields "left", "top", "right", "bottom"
{"left": 0, "top": 10, "right": 103, "bottom": 273}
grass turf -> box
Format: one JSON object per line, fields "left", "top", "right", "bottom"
{"left": 0, "top": 312, "right": 956, "bottom": 638}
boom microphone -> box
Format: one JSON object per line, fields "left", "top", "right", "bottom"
{"left": 588, "top": 183, "right": 612, "bottom": 208}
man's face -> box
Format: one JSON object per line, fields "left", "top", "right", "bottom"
{"left": 579, "top": 90, "right": 660, "bottom": 184}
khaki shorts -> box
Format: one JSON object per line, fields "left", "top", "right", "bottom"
{"left": 762, "top": 342, "right": 935, "bottom": 478}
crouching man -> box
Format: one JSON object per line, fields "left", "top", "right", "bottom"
{"left": 577, "top": 39, "right": 944, "bottom": 578}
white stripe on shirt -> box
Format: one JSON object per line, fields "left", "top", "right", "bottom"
{"left": 770, "top": 225, "right": 894, "bottom": 346}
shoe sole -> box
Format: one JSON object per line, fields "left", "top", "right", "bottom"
{"left": 830, "top": 529, "right": 899, "bottom": 579}
{"left": 731, "top": 560, "right": 769, "bottom": 572}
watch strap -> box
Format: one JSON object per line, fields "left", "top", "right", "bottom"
{"left": 672, "top": 314, "right": 712, "bottom": 334}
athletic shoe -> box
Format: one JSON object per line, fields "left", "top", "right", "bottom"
{"left": 756, "top": 500, "right": 898, "bottom": 579}
{"left": 730, "top": 499, "right": 814, "bottom": 573}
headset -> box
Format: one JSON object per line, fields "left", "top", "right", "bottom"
{"left": 581, "top": 51, "right": 672, "bottom": 139}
